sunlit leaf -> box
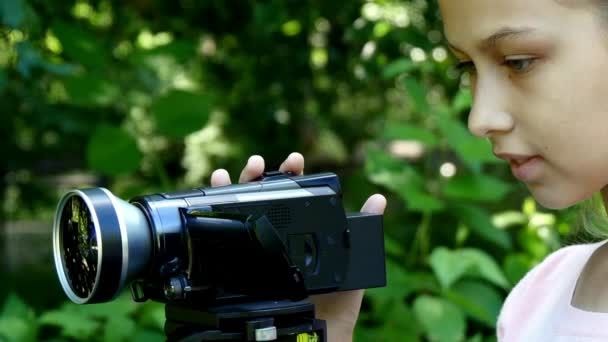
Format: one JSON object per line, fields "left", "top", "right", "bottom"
{"left": 151, "top": 90, "right": 212, "bottom": 138}
{"left": 492, "top": 211, "right": 527, "bottom": 229}
{"left": 86, "top": 124, "right": 143, "bottom": 176}
{"left": 281, "top": 20, "right": 301, "bottom": 36}
{"left": 413, "top": 295, "right": 466, "bottom": 342}
{"left": 429, "top": 247, "right": 509, "bottom": 289}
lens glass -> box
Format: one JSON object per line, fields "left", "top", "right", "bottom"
{"left": 60, "top": 195, "right": 99, "bottom": 298}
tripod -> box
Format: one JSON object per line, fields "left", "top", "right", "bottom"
{"left": 164, "top": 300, "right": 326, "bottom": 342}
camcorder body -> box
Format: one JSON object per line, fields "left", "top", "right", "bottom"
{"left": 53, "top": 172, "right": 385, "bottom": 341}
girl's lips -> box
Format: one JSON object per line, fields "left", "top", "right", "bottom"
{"left": 509, "top": 156, "right": 544, "bottom": 182}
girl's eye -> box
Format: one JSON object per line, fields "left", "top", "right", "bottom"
{"left": 503, "top": 57, "right": 537, "bottom": 73}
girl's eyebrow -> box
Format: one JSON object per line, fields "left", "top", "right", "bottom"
{"left": 447, "top": 26, "right": 538, "bottom": 54}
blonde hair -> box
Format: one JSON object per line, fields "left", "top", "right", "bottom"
{"left": 572, "top": 192, "right": 608, "bottom": 243}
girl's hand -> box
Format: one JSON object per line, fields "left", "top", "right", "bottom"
{"left": 210, "top": 152, "right": 387, "bottom": 342}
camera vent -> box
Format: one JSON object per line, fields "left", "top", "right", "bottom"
{"left": 267, "top": 205, "right": 292, "bottom": 229}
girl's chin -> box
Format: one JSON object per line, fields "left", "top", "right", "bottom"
{"left": 530, "top": 186, "right": 593, "bottom": 210}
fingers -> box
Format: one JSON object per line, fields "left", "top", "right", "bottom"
{"left": 210, "top": 169, "right": 231, "bottom": 187}
{"left": 360, "top": 194, "right": 387, "bottom": 214}
{"left": 212, "top": 152, "right": 305, "bottom": 187}
{"left": 238, "top": 155, "right": 265, "bottom": 183}
{"left": 278, "top": 152, "right": 305, "bottom": 175}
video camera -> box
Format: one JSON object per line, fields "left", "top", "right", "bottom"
{"left": 52, "top": 171, "right": 385, "bottom": 341}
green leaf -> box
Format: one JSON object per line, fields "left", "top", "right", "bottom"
{"left": 403, "top": 77, "right": 430, "bottom": 115}
{"left": 444, "top": 280, "right": 503, "bottom": 328}
{"left": 380, "top": 302, "right": 421, "bottom": 341}
{"left": 52, "top": 21, "right": 108, "bottom": 68}
{"left": 366, "top": 146, "right": 419, "bottom": 173}
{"left": 137, "top": 301, "right": 165, "bottom": 331}
{"left": 86, "top": 124, "right": 143, "bottom": 176}
{"left": 413, "top": 295, "right": 466, "bottom": 342}
{"left": 492, "top": 211, "right": 527, "bottom": 229}
{"left": 451, "top": 89, "right": 472, "bottom": 114}
{"left": 468, "top": 334, "right": 483, "bottom": 342}
{"left": 382, "top": 58, "right": 416, "bottom": 79}
{"left": 449, "top": 204, "right": 512, "bottom": 249}
{"left": 39, "top": 310, "right": 100, "bottom": 340}
{"left": 104, "top": 316, "right": 136, "bottom": 342}
{"left": 384, "top": 123, "right": 438, "bottom": 147}
{"left": 151, "top": 90, "right": 212, "bottom": 138}
{"left": 518, "top": 227, "right": 550, "bottom": 259}
{"left": 14, "top": 41, "right": 42, "bottom": 78}
{"left": 367, "top": 262, "right": 439, "bottom": 314}
{"left": 1, "top": 293, "right": 34, "bottom": 320}
{"left": 0, "top": 68, "right": 6, "bottom": 93}
{"left": 458, "top": 138, "right": 497, "bottom": 163}
{"left": 0, "top": 317, "right": 36, "bottom": 342}
{"left": 365, "top": 148, "right": 443, "bottom": 212}
{"left": 14, "top": 41, "right": 78, "bottom": 78}
{"left": 384, "top": 235, "right": 406, "bottom": 258}
{"left": 437, "top": 118, "right": 498, "bottom": 164}
{"left": 429, "top": 247, "right": 509, "bottom": 289}
{"left": 131, "top": 329, "right": 165, "bottom": 342}
{"left": 64, "top": 74, "right": 120, "bottom": 107}
{"left": 443, "top": 174, "right": 512, "bottom": 202}
{"left": 1, "top": 0, "right": 38, "bottom": 29}
{"left": 398, "top": 187, "right": 445, "bottom": 212}
{"left": 73, "top": 294, "right": 139, "bottom": 319}
{"left": 503, "top": 253, "right": 534, "bottom": 286}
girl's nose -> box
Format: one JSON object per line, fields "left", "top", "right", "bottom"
{"left": 467, "top": 78, "right": 514, "bottom": 138}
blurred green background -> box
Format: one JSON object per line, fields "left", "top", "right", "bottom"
{"left": 0, "top": 0, "right": 586, "bottom": 341}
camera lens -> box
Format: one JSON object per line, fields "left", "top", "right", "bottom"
{"left": 53, "top": 188, "right": 152, "bottom": 304}
{"left": 60, "top": 195, "right": 98, "bottom": 298}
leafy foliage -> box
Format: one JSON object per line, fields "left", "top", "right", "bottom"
{"left": 1, "top": 0, "right": 578, "bottom": 341}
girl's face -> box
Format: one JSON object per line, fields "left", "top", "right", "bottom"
{"left": 439, "top": 0, "right": 608, "bottom": 209}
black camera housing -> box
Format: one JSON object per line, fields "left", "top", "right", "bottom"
{"left": 128, "top": 172, "right": 386, "bottom": 307}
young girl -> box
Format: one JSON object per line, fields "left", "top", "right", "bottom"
{"left": 211, "top": 0, "right": 608, "bottom": 340}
